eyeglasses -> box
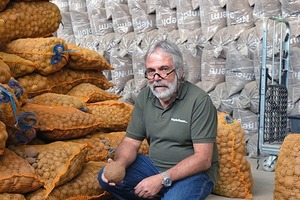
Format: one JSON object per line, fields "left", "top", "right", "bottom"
{"left": 144, "top": 69, "right": 175, "bottom": 80}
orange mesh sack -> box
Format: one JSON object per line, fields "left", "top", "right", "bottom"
{"left": 0, "top": 121, "right": 8, "bottom": 155}
{"left": 67, "top": 83, "right": 121, "bottom": 103}
{"left": 213, "top": 112, "right": 253, "bottom": 199}
{"left": 7, "top": 78, "right": 28, "bottom": 106}
{"left": 26, "top": 161, "right": 112, "bottom": 200}
{"left": 20, "top": 103, "right": 105, "bottom": 140}
{"left": 2, "top": 37, "right": 69, "bottom": 75}
{"left": 98, "top": 131, "right": 149, "bottom": 158}
{"left": 0, "top": 148, "right": 44, "bottom": 194}
{"left": 274, "top": 134, "right": 300, "bottom": 200}
{"left": 66, "top": 43, "right": 114, "bottom": 71}
{"left": 0, "top": 193, "right": 25, "bottom": 200}
{"left": 11, "top": 141, "right": 88, "bottom": 196}
{"left": 16, "top": 68, "right": 114, "bottom": 98}
{"left": 0, "top": 83, "right": 21, "bottom": 128}
{"left": 87, "top": 100, "right": 133, "bottom": 131}
{"left": 0, "top": 51, "right": 37, "bottom": 78}
{"left": 0, "top": 1, "right": 61, "bottom": 49}
{"left": 68, "top": 133, "right": 110, "bottom": 162}
{"left": 29, "top": 93, "right": 88, "bottom": 112}
{"left": 0, "top": 59, "right": 11, "bottom": 84}
{"left": 0, "top": 0, "right": 10, "bottom": 12}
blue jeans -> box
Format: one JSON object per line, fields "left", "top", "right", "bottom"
{"left": 98, "top": 154, "right": 214, "bottom": 200}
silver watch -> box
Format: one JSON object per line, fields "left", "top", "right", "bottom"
{"left": 161, "top": 172, "right": 172, "bottom": 187}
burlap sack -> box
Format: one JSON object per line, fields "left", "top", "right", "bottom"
{"left": 26, "top": 161, "right": 112, "bottom": 200}
{"left": 213, "top": 112, "right": 253, "bottom": 199}
{"left": 51, "top": 0, "right": 69, "bottom": 12}
{"left": 0, "top": 148, "right": 44, "bottom": 194}
{"left": 0, "top": 59, "right": 11, "bottom": 84}
{"left": 67, "top": 83, "right": 121, "bottom": 103}
{"left": 0, "top": 51, "right": 37, "bottom": 78}
{"left": 274, "top": 134, "right": 300, "bottom": 200}
{"left": 0, "top": 1, "right": 61, "bottom": 49}
{"left": 2, "top": 37, "right": 69, "bottom": 75}
{"left": 20, "top": 103, "right": 104, "bottom": 140}
{"left": 226, "top": 0, "right": 254, "bottom": 28}
{"left": 11, "top": 141, "right": 88, "bottom": 196}
{"left": 0, "top": 121, "right": 8, "bottom": 155}
{"left": 87, "top": 100, "right": 133, "bottom": 132}
{"left": 16, "top": 68, "right": 114, "bottom": 98}
{"left": 29, "top": 93, "right": 88, "bottom": 112}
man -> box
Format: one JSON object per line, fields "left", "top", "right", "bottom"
{"left": 98, "top": 40, "right": 219, "bottom": 200}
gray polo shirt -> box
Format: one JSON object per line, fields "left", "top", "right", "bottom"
{"left": 126, "top": 81, "right": 219, "bottom": 184}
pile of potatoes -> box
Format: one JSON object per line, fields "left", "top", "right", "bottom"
{"left": 274, "top": 134, "right": 300, "bottom": 200}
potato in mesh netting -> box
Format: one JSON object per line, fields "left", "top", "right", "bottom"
{"left": 87, "top": 100, "right": 133, "bottom": 131}
{"left": 29, "top": 92, "right": 88, "bottom": 112}
{"left": 0, "top": 121, "right": 8, "bottom": 155}
{"left": 0, "top": 1, "right": 61, "bottom": 49}
{"left": 20, "top": 103, "right": 105, "bottom": 140}
{"left": 67, "top": 83, "right": 121, "bottom": 103}
{"left": 0, "top": 59, "right": 11, "bottom": 84}
{"left": 0, "top": 51, "right": 38, "bottom": 78}
{"left": 10, "top": 141, "right": 89, "bottom": 196}
{"left": 66, "top": 43, "right": 114, "bottom": 71}
{"left": 274, "top": 134, "right": 300, "bottom": 200}
{"left": 26, "top": 161, "right": 112, "bottom": 200}
{"left": 98, "top": 131, "right": 149, "bottom": 158}
{"left": 0, "top": 193, "right": 26, "bottom": 200}
{"left": 69, "top": 131, "right": 149, "bottom": 162}
{"left": 16, "top": 68, "right": 114, "bottom": 98}
{"left": 0, "top": 0, "right": 10, "bottom": 12}
{"left": 0, "top": 148, "right": 44, "bottom": 194}
{"left": 213, "top": 112, "right": 253, "bottom": 199}
{"left": 2, "top": 37, "right": 69, "bottom": 75}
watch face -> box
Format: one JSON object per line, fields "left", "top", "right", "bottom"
{"left": 163, "top": 178, "right": 172, "bottom": 187}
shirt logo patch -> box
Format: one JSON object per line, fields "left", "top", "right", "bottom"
{"left": 171, "top": 118, "right": 188, "bottom": 124}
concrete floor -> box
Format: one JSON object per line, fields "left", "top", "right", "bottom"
{"left": 207, "top": 158, "right": 275, "bottom": 200}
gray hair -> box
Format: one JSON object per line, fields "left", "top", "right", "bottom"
{"left": 145, "top": 40, "right": 186, "bottom": 81}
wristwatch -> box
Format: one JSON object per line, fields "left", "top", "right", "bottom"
{"left": 161, "top": 172, "right": 172, "bottom": 187}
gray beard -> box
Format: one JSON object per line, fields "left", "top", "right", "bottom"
{"left": 149, "top": 75, "right": 178, "bottom": 101}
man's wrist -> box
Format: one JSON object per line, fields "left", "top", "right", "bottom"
{"left": 161, "top": 171, "right": 172, "bottom": 187}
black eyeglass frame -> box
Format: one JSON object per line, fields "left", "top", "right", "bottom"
{"left": 144, "top": 69, "right": 175, "bottom": 80}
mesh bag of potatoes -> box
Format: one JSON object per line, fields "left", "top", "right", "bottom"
{"left": 20, "top": 103, "right": 105, "bottom": 140}
{"left": 0, "top": 1, "right": 61, "bottom": 49}
{"left": 66, "top": 43, "right": 114, "bottom": 71}
{"left": 0, "top": 121, "right": 8, "bottom": 155}
{"left": 16, "top": 68, "right": 114, "bottom": 98}
{"left": 0, "top": 83, "right": 21, "bottom": 128}
{"left": 0, "top": 51, "right": 38, "bottom": 78}
{"left": 213, "top": 112, "right": 253, "bottom": 199}
{"left": 67, "top": 83, "right": 121, "bottom": 103}
{"left": 2, "top": 37, "right": 69, "bottom": 75}
{"left": 0, "top": 148, "right": 44, "bottom": 194}
{"left": 26, "top": 161, "right": 112, "bottom": 200}
{"left": 98, "top": 131, "right": 149, "bottom": 158}
{"left": 0, "top": 0, "right": 10, "bottom": 12}
{"left": 274, "top": 134, "right": 300, "bottom": 200}
{"left": 0, "top": 193, "right": 26, "bottom": 200}
{"left": 68, "top": 131, "right": 149, "bottom": 162}
{"left": 29, "top": 92, "right": 88, "bottom": 112}
{"left": 7, "top": 78, "right": 28, "bottom": 106}
{"left": 10, "top": 141, "right": 89, "bottom": 196}
{"left": 0, "top": 58, "right": 11, "bottom": 84}
{"left": 87, "top": 100, "right": 133, "bottom": 131}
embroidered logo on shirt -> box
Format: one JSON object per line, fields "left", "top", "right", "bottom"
{"left": 171, "top": 118, "right": 188, "bottom": 123}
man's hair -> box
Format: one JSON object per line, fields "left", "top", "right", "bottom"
{"left": 145, "top": 40, "right": 186, "bottom": 81}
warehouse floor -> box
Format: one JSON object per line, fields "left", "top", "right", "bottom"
{"left": 207, "top": 158, "right": 275, "bottom": 200}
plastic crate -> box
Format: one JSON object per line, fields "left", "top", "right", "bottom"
{"left": 288, "top": 115, "right": 300, "bottom": 133}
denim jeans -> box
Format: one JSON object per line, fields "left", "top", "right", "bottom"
{"left": 98, "top": 154, "right": 214, "bottom": 200}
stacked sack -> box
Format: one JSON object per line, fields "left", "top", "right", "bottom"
{"left": 0, "top": 1, "right": 147, "bottom": 199}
